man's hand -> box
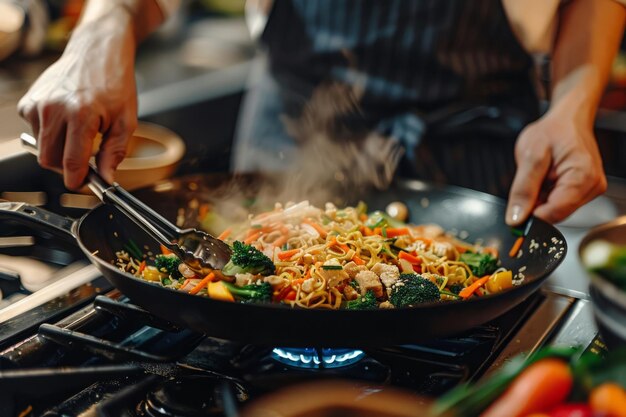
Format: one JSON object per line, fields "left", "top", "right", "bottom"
{"left": 506, "top": 111, "right": 607, "bottom": 226}
{"left": 506, "top": 0, "right": 625, "bottom": 226}
{"left": 17, "top": 1, "right": 166, "bottom": 190}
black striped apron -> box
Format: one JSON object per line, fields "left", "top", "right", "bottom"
{"left": 232, "top": 0, "right": 540, "bottom": 196}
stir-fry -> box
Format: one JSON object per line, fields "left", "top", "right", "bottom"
{"left": 115, "top": 201, "right": 515, "bottom": 309}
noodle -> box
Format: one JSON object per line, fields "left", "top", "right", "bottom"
{"left": 120, "top": 201, "right": 517, "bottom": 308}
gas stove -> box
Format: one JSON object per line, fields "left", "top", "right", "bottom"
{"left": 0, "top": 287, "right": 571, "bottom": 417}
{"left": 2, "top": 153, "right": 625, "bottom": 416}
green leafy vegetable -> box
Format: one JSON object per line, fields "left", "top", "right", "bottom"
{"left": 460, "top": 252, "right": 499, "bottom": 277}
{"left": 222, "top": 241, "right": 275, "bottom": 276}
{"left": 155, "top": 254, "right": 182, "bottom": 279}
{"left": 345, "top": 290, "right": 377, "bottom": 310}
{"left": 222, "top": 281, "right": 272, "bottom": 303}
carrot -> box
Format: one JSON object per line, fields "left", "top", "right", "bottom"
{"left": 385, "top": 227, "right": 410, "bottom": 238}
{"left": 272, "top": 235, "right": 288, "bottom": 248}
{"left": 479, "top": 358, "right": 573, "bottom": 417}
{"left": 372, "top": 227, "right": 382, "bottom": 236}
{"left": 160, "top": 244, "right": 172, "bottom": 255}
{"left": 217, "top": 228, "right": 232, "bottom": 241}
{"left": 589, "top": 383, "right": 626, "bottom": 417}
{"left": 483, "top": 246, "right": 499, "bottom": 258}
{"left": 244, "top": 231, "right": 262, "bottom": 245}
{"left": 459, "top": 276, "right": 491, "bottom": 299}
{"left": 137, "top": 260, "right": 146, "bottom": 274}
{"left": 284, "top": 290, "right": 297, "bottom": 301}
{"left": 359, "top": 213, "right": 368, "bottom": 222}
{"left": 189, "top": 272, "right": 215, "bottom": 295}
{"left": 198, "top": 203, "right": 209, "bottom": 220}
{"left": 509, "top": 236, "right": 524, "bottom": 258}
{"left": 303, "top": 219, "right": 328, "bottom": 238}
{"left": 278, "top": 248, "right": 300, "bottom": 260}
{"left": 399, "top": 251, "right": 422, "bottom": 265}
{"left": 274, "top": 284, "right": 292, "bottom": 302}
{"left": 327, "top": 237, "right": 350, "bottom": 252}
{"left": 352, "top": 255, "right": 366, "bottom": 265}
{"left": 291, "top": 278, "right": 305, "bottom": 287}
{"left": 362, "top": 226, "right": 373, "bottom": 236}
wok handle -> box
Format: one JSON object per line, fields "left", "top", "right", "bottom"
{"left": 0, "top": 201, "right": 76, "bottom": 240}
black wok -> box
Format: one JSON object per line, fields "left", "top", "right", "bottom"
{"left": 0, "top": 174, "right": 566, "bottom": 347}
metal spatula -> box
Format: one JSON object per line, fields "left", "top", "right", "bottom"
{"left": 20, "top": 133, "right": 232, "bottom": 274}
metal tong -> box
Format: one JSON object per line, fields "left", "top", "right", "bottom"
{"left": 20, "top": 133, "right": 232, "bottom": 274}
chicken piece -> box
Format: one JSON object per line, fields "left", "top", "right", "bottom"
{"left": 235, "top": 273, "right": 255, "bottom": 287}
{"left": 343, "top": 284, "right": 359, "bottom": 301}
{"left": 415, "top": 223, "right": 445, "bottom": 238}
{"left": 344, "top": 261, "right": 367, "bottom": 279}
{"left": 319, "top": 268, "right": 350, "bottom": 288}
{"left": 431, "top": 240, "right": 458, "bottom": 260}
{"left": 371, "top": 263, "right": 400, "bottom": 289}
{"left": 354, "top": 270, "right": 384, "bottom": 298}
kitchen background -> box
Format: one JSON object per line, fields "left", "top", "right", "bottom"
{"left": 0, "top": 2, "right": 625, "bottom": 415}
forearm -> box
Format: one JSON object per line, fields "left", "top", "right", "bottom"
{"left": 73, "top": 0, "right": 166, "bottom": 48}
{"left": 549, "top": 0, "right": 626, "bottom": 125}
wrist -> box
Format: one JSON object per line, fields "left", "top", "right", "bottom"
{"left": 64, "top": 6, "right": 137, "bottom": 54}
{"left": 548, "top": 67, "right": 604, "bottom": 127}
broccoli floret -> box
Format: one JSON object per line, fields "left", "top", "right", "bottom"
{"left": 222, "top": 241, "right": 275, "bottom": 276}
{"left": 389, "top": 273, "right": 440, "bottom": 307}
{"left": 449, "top": 283, "right": 464, "bottom": 295}
{"left": 223, "top": 281, "right": 272, "bottom": 303}
{"left": 155, "top": 254, "right": 182, "bottom": 279}
{"left": 345, "top": 290, "right": 377, "bottom": 310}
{"left": 460, "top": 252, "right": 499, "bottom": 277}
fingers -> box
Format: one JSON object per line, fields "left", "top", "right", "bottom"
{"left": 63, "top": 114, "right": 100, "bottom": 190}
{"left": 532, "top": 166, "right": 607, "bottom": 224}
{"left": 96, "top": 112, "right": 136, "bottom": 184}
{"left": 505, "top": 138, "right": 551, "bottom": 226}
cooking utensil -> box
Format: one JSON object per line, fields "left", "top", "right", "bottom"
{"left": 0, "top": 173, "right": 567, "bottom": 346}
{"left": 20, "top": 133, "right": 231, "bottom": 273}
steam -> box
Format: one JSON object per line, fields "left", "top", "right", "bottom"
{"left": 273, "top": 81, "right": 404, "bottom": 204}
{"left": 190, "top": 81, "right": 404, "bottom": 231}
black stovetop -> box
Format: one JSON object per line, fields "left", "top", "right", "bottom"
{"left": 0, "top": 285, "right": 544, "bottom": 417}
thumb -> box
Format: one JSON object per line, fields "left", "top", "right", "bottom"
{"left": 506, "top": 147, "right": 551, "bottom": 226}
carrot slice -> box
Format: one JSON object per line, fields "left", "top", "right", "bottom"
{"left": 189, "top": 272, "right": 215, "bottom": 295}
{"left": 352, "top": 255, "right": 366, "bottom": 265}
{"left": 137, "top": 260, "right": 146, "bottom": 274}
{"left": 278, "top": 248, "right": 300, "bottom": 260}
{"left": 509, "top": 236, "right": 524, "bottom": 258}
{"left": 399, "top": 251, "right": 422, "bottom": 264}
{"left": 303, "top": 219, "right": 328, "bottom": 238}
{"left": 385, "top": 227, "right": 410, "bottom": 238}
{"left": 244, "top": 231, "right": 262, "bottom": 245}
{"left": 160, "top": 244, "right": 172, "bottom": 255}
{"left": 459, "top": 275, "right": 490, "bottom": 299}
{"left": 217, "top": 228, "right": 232, "bottom": 241}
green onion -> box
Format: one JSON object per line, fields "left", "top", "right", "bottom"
{"left": 322, "top": 265, "right": 343, "bottom": 270}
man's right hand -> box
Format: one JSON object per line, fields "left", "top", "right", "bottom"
{"left": 17, "top": 1, "right": 167, "bottom": 190}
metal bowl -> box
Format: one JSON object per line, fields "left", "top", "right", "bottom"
{"left": 579, "top": 215, "right": 626, "bottom": 347}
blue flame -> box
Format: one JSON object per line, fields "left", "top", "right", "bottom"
{"left": 271, "top": 348, "right": 365, "bottom": 369}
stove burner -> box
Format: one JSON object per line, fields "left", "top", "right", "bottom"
{"left": 137, "top": 376, "right": 248, "bottom": 417}
{"left": 272, "top": 348, "right": 365, "bottom": 369}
